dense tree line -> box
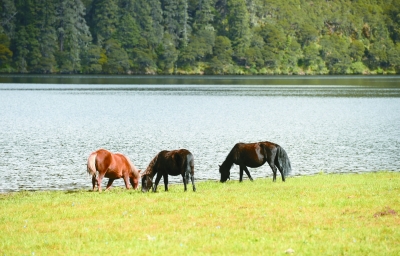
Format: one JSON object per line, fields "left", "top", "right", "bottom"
{"left": 0, "top": 0, "right": 399, "bottom": 74}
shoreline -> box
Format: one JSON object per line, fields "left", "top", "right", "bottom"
{"left": 1, "top": 170, "right": 398, "bottom": 194}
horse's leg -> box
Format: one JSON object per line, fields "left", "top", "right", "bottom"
{"left": 191, "top": 173, "right": 196, "bottom": 192}
{"left": 122, "top": 174, "right": 131, "bottom": 190}
{"left": 97, "top": 172, "right": 106, "bottom": 192}
{"left": 185, "top": 171, "right": 190, "bottom": 186}
{"left": 239, "top": 165, "right": 244, "bottom": 182}
{"left": 163, "top": 174, "right": 169, "bottom": 191}
{"left": 274, "top": 157, "right": 286, "bottom": 182}
{"left": 106, "top": 178, "right": 115, "bottom": 191}
{"left": 243, "top": 166, "right": 253, "bottom": 181}
{"left": 91, "top": 175, "right": 97, "bottom": 191}
{"left": 181, "top": 174, "right": 188, "bottom": 192}
{"left": 268, "top": 161, "right": 278, "bottom": 182}
{"left": 153, "top": 173, "right": 162, "bottom": 192}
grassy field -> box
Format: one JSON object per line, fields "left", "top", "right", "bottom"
{"left": 0, "top": 172, "right": 399, "bottom": 255}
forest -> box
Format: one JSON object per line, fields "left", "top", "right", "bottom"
{"left": 0, "top": 0, "right": 400, "bottom": 75}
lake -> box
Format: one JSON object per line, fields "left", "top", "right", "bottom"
{"left": 0, "top": 75, "right": 399, "bottom": 192}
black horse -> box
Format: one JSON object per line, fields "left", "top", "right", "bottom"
{"left": 219, "top": 141, "right": 292, "bottom": 182}
{"left": 141, "top": 149, "right": 196, "bottom": 192}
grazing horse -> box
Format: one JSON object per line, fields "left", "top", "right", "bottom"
{"left": 141, "top": 149, "right": 196, "bottom": 192}
{"left": 87, "top": 149, "right": 141, "bottom": 192}
{"left": 219, "top": 141, "right": 292, "bottom": 182}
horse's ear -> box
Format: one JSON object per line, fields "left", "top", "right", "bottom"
{"left": 138, "top": 169, "right": 141, "bottom": 173}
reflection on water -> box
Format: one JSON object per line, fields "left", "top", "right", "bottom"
{"left": 0, "top": 76, "right": 399, "bottom": 192}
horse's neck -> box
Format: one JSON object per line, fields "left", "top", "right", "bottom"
{"left": 222, "top": 154, "right": 234, "bottom": 169}
{"left": 144, "top": 165, "right": 157, "bottom": 177}
{"left": 144, "top": 154, "right": 159, "bottom": 177}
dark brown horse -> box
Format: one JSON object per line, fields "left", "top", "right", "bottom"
{"left": 87, "top": 149, "right": 141, "bottom": 192}
{"left": 219, "top": 141, "right": 292, "bottom": 182}
{"left": 141, "top": 149, "right": 196, "bottom": 192}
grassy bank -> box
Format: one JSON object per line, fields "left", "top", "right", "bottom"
{"left": 1, "top": 172, "right": 399, "bottom": 255}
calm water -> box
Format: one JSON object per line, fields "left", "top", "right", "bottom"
{"left": 0, "top": 75, "right": 399, "bottom": 192}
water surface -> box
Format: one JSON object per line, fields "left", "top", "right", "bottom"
{"left": 0, "top": 75, "right": 399, "bottom": 192}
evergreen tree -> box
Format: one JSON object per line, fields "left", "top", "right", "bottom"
{"left": 194, "top": 0, "right": 215, "bottom": 31}
{"left": 0, "top": 33, "right": 12, "bottom": 70}
{"left": 81, "top": 44, "right": 104, "bottom": 73}
{"left": 91, "top": 0, "right": 118, "bottom": 44}
{"left": 157, "top": 33, "right": 179, "bottom": 73}
{"left": 12, "top": 26, "right": 29, "bottom": 72}
{"left": 208, "top": 36, "right": 232, "bottom": 74}
{"left": 2, "top": 0, "right": 400, "bottom": 74}
{"left": 0, "top": 0, "right": 17, "bottom": 38}
{"left": 56, "top": 0, "right": 91, "bottom": 73}
{"left": 133, "top": 0, "right": 163, "bottom": 49}
{"left": 0, "top": 0, "right": 15, "bottom": 72}
{"left": 115, "top": 9, "right": 140, "bottom": 58}
{"left": 34, "top": 0, "right": 57, "bottom": 73}
{"left": 162, "top": 0, "right": 191, "bottom": 47}
{"left": 102, "top": 38, "right": 130, "bottom": 73}
{"left": 226, "top": 0, "right": 250, "bottom": 61}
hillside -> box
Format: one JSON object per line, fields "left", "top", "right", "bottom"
{"left": 1, "top": 0, "right": 399, "bottom": 74}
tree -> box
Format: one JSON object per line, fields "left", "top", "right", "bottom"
{"left": 90, "top": 0, "right": 118, "bottom": 44}
{"left": 243, "top": 34, "right": 264, "bottom": 68}
{"left": 56, "top": 0, "right": 92, "bottom": 73}
{"left": 297, "top": 23, "right": 319, "bottom": 47}
{"left": 114, "top": 12, "right": 140, "bottom": 58}
{"left": 179, "top": 28, "right": 215, "bottom": 66}
{"left": 320, "top": 35, "right": 352, "bottom": 74}
{"left": 162, "top": 0, "right": 191, "bottom": 47}
{"left": 349, "top": 39, "right": 365, "bottom": 62}
{"left": 0, "top": 33, "right": 12, "bottom": 70}
{"left": 81, "top": 44, "right": 104, "bottom": 73}
{"left": 34, "top": 0, "right": 58, "bottom": 73}
{"left": 12, "top": 26, "right": 29, "bottom": 72}
{"left": 0, "top": 0, "right": 17, "bottom": 38}
{"left": 133, "top": 0, "right": 163, "bottom": 48}
{"left": 302, "top": 43, "right": 320, "bottom": 68}
{"left": 226, "top": 0, "right": 250, "bottom": 60}
{"left": 388, "top": 43, "right": 400, "bottom": 71}
{"left": 193, "top": 0, "right": 215, "bottom": 31}
{"left": 157, "top": 33, "right": 179, "bottom": 73}
{"left": 214, "top": 36, "right": 232, "bottom": 61}
{"left": 102, "top": 39, "right": 130, "bottom": 73}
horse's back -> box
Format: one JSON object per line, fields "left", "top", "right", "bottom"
{"left": 94, "top": 149, "right": 113, "bottom": 170}
{"left": 113, "top": 153, "right": 131, "bottom": 169}
{"left": 260, "top": 141, "right": 279, "bottom": 149}
{"left": 161, "top": 149, "right": 193, "bottom": 176}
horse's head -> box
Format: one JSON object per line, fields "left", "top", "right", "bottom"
{"left": 130, "top": 169, "right": 141, "bottom": 190}
{"left": 141, "top": 174, "right": 153, "bottom": 193}
{"left": 219, "top": 164, "right": 230, "bottom": 183}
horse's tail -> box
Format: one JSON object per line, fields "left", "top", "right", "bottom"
{"left": 87, "top": 152, "right": 97, "bottom": 177}
{"left": 185, "top": 152, "right": 194, "bottom": 179}
{"left": 276, "top": 145, "right": 292, "bottom": 178}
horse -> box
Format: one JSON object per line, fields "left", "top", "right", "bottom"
{"left": 87, "top": 149, "right": 141, "bottom": 192}
{"left": 219, "top": 141, "right": 292, "bottom": 183}
{"left": 141, "top": 149, "right": 196, "bottom": 192}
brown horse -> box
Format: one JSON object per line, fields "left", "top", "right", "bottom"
{"left": 87, "top": 149, "right": 141, "bottom": 192}
{"left": 141, "top": 149, "right": 196, "bottom": 192}
{"left": 219, "top": 141, "right": 292, "bottom": 182}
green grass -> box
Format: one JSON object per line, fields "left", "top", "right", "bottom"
{"left": 0, "top": 172, "right": 399, "bottom": 255}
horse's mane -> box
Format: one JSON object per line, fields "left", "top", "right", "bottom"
{"left": 126, "top": 156, "right": 141, "bottom": 179}
{"left": 143, "top": 152, "right": 160, "bottom": 177}
{"left": 221, "top": 146, "right": 237, "bottom": 171}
